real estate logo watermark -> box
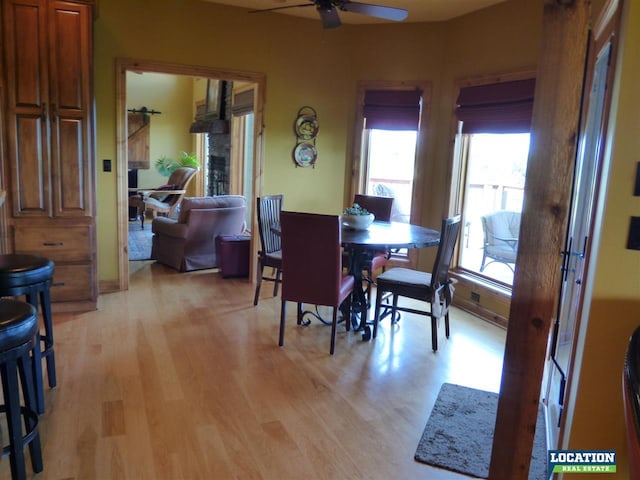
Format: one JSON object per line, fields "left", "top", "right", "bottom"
{"left": 548, "top": 450, "right": 616, "bottom": 474}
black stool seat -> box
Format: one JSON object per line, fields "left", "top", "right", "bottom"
{"left": 0, "top": 298, "right": 43, "bottom": 479}
{"left": 0, "top": 300, "right": 38, "bottom": 351}
{"left": 0, "top": 254, "right": 56, "bottom": 415}
{"left": 0, "top": 255, "right": 54, "bottom": 289}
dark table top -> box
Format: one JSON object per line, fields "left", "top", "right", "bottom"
{"left": 341, "top": 221, "right": 440, "bottom": 250}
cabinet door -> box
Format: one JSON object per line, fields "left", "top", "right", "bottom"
{"left": 2, "top": 0, "right": 51, "bottom": 217}
{"left": 48, "top": 0, "right": 93, "bottom": 217}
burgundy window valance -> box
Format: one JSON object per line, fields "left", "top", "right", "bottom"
{"left": 363, "top": 89, "right": 423, "bottom": 131}
{"left": 455, "top": 78, "right": 536, "bottom": 134}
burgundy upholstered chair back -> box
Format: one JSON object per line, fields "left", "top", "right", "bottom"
{"left": 353, "top": 194, "right": 394, "bottom": 222}
{"left": 280, "top": 211, "right": 342, "bottom": 307}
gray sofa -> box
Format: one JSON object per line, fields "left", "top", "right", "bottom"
{"left": 151, "top": 195, "right": 246, "bottom": 272}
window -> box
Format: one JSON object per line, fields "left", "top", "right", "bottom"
{"left": 364, "top": 129, "right": 416, "bottom": 223}
{"left": 452, "top": 76, "right": 535, "bottom": 288}
{"left": 351, "top": 82, "right": 430, "bottom": 265}
{"left": 230, "top": 85, "right": 256, "bottom": 228}
{"left": 458, "top": 133, "right": 530, "bottom": 285}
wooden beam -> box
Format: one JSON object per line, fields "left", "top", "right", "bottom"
{"left": 489, "top": 1, "right": 590, "bottom": 478}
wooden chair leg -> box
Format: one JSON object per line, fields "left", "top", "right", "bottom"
{"left": 253, "top": 259, "right": 264, "bottom": 306}
{"left": 273, "top": 268, "right": 282, "bottom": 297}
{"left": 278, "top": 300, "right": 287, "bottom": 347}
{"left": 330, "top": 308, "right": 338, "bottom": 355}
{"left": 391, "top": 294, "right": 399, "bottom": 324}
{"left": 445, "top": 311, "right": 451, "bottom": 338}
{"left": 296, "top": 302, "right": 303, "bottom": 325}
{"left": 373, "top": 286, "right": 383, "bottom": 338}
{"left": 343, "top": 295, "right": 351, "bottom": 332}
{"left": 431, "top": 315, "right": 438, "bottom": 352}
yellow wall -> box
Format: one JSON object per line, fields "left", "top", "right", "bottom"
{"left": 563, "top": 1, "right": 640, "bottom": 477}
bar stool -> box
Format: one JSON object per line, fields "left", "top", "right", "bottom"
{"left": 0, "top": 254, "right": 55, "bottom": 414}
{"left": 0, "top": 298, "right": 43, "bottom": 479}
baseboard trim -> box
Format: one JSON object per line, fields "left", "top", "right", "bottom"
{"left": 99, "top": 280, "right": 120, "bottom": 294}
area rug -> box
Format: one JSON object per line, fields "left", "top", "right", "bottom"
{"left": 128, "top": 222, "right": 153, "bottom": 261}
{"left": 415, "top": 383, "right": 547, "bottom": 479}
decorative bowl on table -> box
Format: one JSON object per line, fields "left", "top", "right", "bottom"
{"left": 342, "top": 203, "right": 375, "bottom": 230}
{"left": 342, "top": 213, "right": 375, "bottom": 230}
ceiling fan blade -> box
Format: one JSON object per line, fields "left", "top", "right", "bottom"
{"left": 248, "top": 3, "right": 314, "bottom": 14}
{"left": 317, "top": 6, "right": 341, "bottom": 29}
{"left": 340, "top": 1, "right": 408, "bottom": 22}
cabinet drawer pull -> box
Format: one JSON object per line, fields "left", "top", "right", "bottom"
{"left": 52, "top": 282, "right": 65, "bottom": 287}
{"left": 41, "top": 102, "right": 47, "bottom": 121}
{"left": 42, "top": 242, "right": 64, "bottom": 247}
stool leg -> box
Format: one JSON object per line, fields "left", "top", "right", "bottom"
{"left": 1, "top": 360, "right": 27, "bottom": 480}
{"left": 39, "top": 287, "right": 56, "bottom": 388}
{"left": 25, "top": 291, "right": 45, "bottom": 415}
{"left": 17, "top": 349, "right": 43, "bottom": 474}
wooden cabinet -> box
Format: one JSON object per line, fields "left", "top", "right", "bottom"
{"left": 1, "top": 0, "right": 96, "bottom": 310}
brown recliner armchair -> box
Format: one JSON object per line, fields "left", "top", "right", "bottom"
{"left": 151, "top": 195, "right": 246, "bottom": 272}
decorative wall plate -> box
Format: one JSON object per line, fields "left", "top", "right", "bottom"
{"left": 295, "top": 115, "right": 319, "bottom": 140}
{"left": 293, "top": 143, "right": 317, "bottom": 167}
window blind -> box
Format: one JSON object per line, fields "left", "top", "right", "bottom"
{"left": 363, "top": 89, "right": 423, "bottom": 130}
{"left": 231, "top": 89, "right": 254, "bottom": 116}
{"left": 455, "top": 78, "right": 536, "bottom": 134}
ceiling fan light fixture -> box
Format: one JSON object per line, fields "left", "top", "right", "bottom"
{"left": 249, "top": 0, "right": 408, "bottom": 29}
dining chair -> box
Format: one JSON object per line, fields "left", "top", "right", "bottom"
{"left": 279, "top": 211, "right": 354, "bottom": 355}
{"left": 253, "top": 195, "right": 283, "bottom": 306}
{"left": 372, "top": 214, "right": 461, "bottom": 352}
{"left": 353, "top": 194, "right": 394, "bottom": 223}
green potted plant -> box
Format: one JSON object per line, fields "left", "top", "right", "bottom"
{"left": 342, "top": 203, "right": 375, "bottom": 230}
{"left": 155, "top": 151, "right": 200, "bottom": 177}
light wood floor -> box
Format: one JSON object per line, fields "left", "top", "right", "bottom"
{"left": 2, "top": 261, "right": 507, "bottom": 479}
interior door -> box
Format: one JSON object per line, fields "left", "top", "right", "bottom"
{"left": 544, "top": 3, "right": 620, "bottom": 448}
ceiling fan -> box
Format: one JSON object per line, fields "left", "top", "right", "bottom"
{"left": 249, "top": 0, "right": 408, "bottom": 29}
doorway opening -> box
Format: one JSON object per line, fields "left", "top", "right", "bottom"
{"left": 116, "top": 59, "right": 266, "bottom": 290}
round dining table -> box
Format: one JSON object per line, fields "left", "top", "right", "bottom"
{"left": 341, "top": 221, "right": 440, "bottom": 337}
{"left": 273, "top": 219, "right": 440, "bottom": 339}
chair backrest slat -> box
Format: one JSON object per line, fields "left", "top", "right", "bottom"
{"left": 256, "top": 195, "right": 283, "bottom": 255}
{"left": 431, "top": 215, "right": 462, "bottom": 288}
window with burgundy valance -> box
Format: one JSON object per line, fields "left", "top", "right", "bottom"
{"left": 363, "top": 89, "right": 423, "bottom": 131}
{"left": 455, "top": 78, "right": 536, "bottom": 134}
{"left": 350, "top": 82, "right": 431, "bottom": 250}
{"left": 451, "top": 76, "right": 535, "bottom": 293}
